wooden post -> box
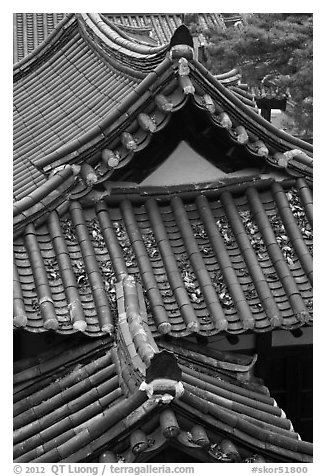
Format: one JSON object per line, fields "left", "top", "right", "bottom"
{"left": 255, "top": 332, "right": 272, "bottom": 383}
{"left": 260, "top": 108, "right": 271, "bottom": 122}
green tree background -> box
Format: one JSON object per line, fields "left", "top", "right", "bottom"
{"left": 192, "top": 14, "right": 313, "bottom": 141}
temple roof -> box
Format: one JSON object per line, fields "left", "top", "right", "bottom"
{"left": 13, "top": 13, "right": 227, "bottom": 63}
{"left": 13, "top": 331, "right": 313, "bottom": 463}
{"left": 13, "top": 14, "right": 313, "bottom": 464}
{"left": 13, "top": 14, "right": 312, "bottom": 227}
{"left": 13, "top": 17, "right": 313, "bottom": 339}
{"left": 13, "top": 177, "right": 313, "bottom": 337}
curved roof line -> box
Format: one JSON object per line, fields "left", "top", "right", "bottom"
{"left": 13, "top": 165, "right": 74, "bottom": 218}
{"left": 77, "top": 19, "right": 149, "bottom": 80}
{"left": 90, "top": 79, "right": 311, "bottom": 186}
{"left": 193, "top": 58, "right": 313, "bottom": 155}
{"left": 34, "top": 57, "right": 173, "bottom": 169}
{"left": 13, "top": 13, "right": 74, "bottom": 74}
{"left": 32, "top": 55, "right": 312, "bottom": 175}
{"left": 99, "top": 14, "right": 159, "bottom": 47}
{"left": 214, "top": 68, "right": 240, "bottom": 81}
{"left": 81, "top": 13, "right": 166, "bottom": 55}
{"left": 13, "top": 13, "right": 167, "bottom": 82}
{"left": 13, "top": 333, "right": 313, "bottom": 463}
{"left": 13, "top": 22, "right": 312, "bottom": 219}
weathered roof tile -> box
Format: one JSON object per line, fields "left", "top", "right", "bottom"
{"left": 13, "top": 14, "right": 313, "bottom": 464}
{"left": 13, "top": 335, "right": 312, "bottom": 463}
{"left": 13, "top": 178, "right": 312, "bottom": 336}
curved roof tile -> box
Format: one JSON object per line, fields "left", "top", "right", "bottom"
{"left": 13, "top": 331, "right": 312, "bottom": 463}
{"left": 13, "top": 13, "right": 227, "bottom": 65}
{"left": 13, "top": 13, "right": 67, "bottom": 63}
{"left": 14, "top": 18, "right": 312, "bottom": 213}
{"left": 13, "top": 17, "right": 143, "bottom": 200}
{"left": 13, "top": 53, "right": 312, "bottom": 225}
{"left": 13, "top": 22, "right": 313, "bottom": 324}
{"left": 13, "top": 17, "right": 313, "bottom": 463}
{"left": 104, "top": 13, "right": 226, "bottom": 45}
{"left": 13, "top": 178, "right": 312, "bottom": 337}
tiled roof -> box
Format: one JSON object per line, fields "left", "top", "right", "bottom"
{"left": 13, "top": 13, "right": 67, "bottom": 63}
{"left": 13, "top": 14, "right": 149, "bottom": 202}
{"left": 13, "top": 15, "right": 255, "bottom": 203}
{"left": 13, "top": 13, "right": 172, "bottom": 204}
{"left": 13, "top": 330, "right": 313, "bottom": 463}
{"left": 13, "top": 177, "right": 312, "bottom": 337}
{"left": 13, "top": 20, "right": 313, "bottom": 336}
{"left": 13, "top": 19, "right": 312, "bottom": 231}
{"left": 13, "top": 13, "right": 226, "bottom": 64}
{"left": 13, "top": 16, "right": 313, "bottom": 465}
{"left": 104, "top": 13, "right": 226, "bottom": 45}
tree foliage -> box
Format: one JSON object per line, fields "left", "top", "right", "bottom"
{"left": 194, "top": 14, "right": 313, "bottom": 140}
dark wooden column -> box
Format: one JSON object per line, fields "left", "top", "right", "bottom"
{"left": 260, "top": 108, "right": 272, "bottom": 122}
{"left": 255, "top": 96, "right": 287, "bottom": 123}
{"left": 254, "top": 332, "right": 272, "bottom": 381}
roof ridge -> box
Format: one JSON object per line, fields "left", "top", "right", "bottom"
{"left": 100, "top": 14, "right": 158, "bottom": 47}
{"left": 14, "top": 177, "right": 312, "bottom": 336}
{"left": 32, "top": 56, "right": 173, "bottom": 171}
{"left": 14, "top": 28, "right": 312, "bottom": 194}
{"left": 90, "top": 177, "right": 276, "bottom": 206}
{"left": 13, "top": 328, "right": 313, "bottom": 463}
{"left": 80, "top": 13, "right": 166, "bottom": 56}
{"left": 192, "top": 58, "right": 313, "bottom": 156}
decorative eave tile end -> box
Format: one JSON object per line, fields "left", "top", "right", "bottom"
{"left": 13, "top": 314, "right": 28, "bottom": 328}
{"left": 157, "top": 321, "right": 172, "bottom": 334}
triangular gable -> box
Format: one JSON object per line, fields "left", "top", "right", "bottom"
{"left": 141, "top": 140, "right": 228, "bottom": 185}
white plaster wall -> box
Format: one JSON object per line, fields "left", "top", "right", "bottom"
{"left": 141, "top": 141, "right": 227, "bottom": 186}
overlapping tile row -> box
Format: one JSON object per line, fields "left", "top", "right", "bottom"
{"left": 104, "top": 19, "right": 157, "bottom": 46}
{"left": 95, "top": 400, "right": 308, "bottom": 463}
{"left": 104, "top": 13, "right": 225, "bottom": 45}
{"left": 13, "top": 21, "right": 141, "bottom": 200}
{"left": 13, "top": 156, "right": 47, "bottom": 203}
{"left": 13, "top": 328, "right": 162, "bottom": 463}
{"left": 13, "top": 207, "right": 117, "bottom": 336}
{"left": 96, "top": 411, "right": 270, "bottom": 463}
{"left": 14, "top": 19, "right": 311, "bottom": 207}
{"left": 13, "top": 14, "right": 76, "bottom": 82}
{"left": 159, "top": 340, "right": 312, "bottom": 463}
{"left": 13, "top": 334, "right": 312, "bottom": 463}
{"left": 13, "top": 13, "right": 67, "bottom": 63}
{"left": 78, "top": 14, "right": 167, "bottom": 76}
{"left": 13, "top": 166, "right": 79, "bottom": 240}
{"left": 13, "top": 338, "right": 126, "bottom": 462}
{"left": 84, "top": 14, "right": 166, "bottom": 56}
{"left": 78, "top": 56, "right": 312, "bottom": 187}
{"left": 13, "top": 178, "right": 313, "bottom": 337}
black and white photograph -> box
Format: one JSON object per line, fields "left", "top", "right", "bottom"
{"left": 11, "top": 7, "right": 314, "bottom": 472}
